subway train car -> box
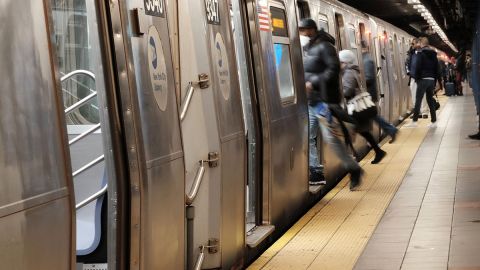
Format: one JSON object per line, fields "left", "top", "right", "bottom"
{"left": 0, "top": 0, "right": 417, "bottom": 270}
{"left": 297, "top": 0, "right": 414, "bottom": 126}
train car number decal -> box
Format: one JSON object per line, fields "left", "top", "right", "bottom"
{"left": 147, "top": 26, "right": 168, "bottom": 111}
{"left": 205, "top": 0, "right": 220, "bottom": 25}
{"left": 144, "top": 0, "right": 165, "bottom": 17}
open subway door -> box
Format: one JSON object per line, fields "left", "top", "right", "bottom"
{"left": 0, "top": 1, "right": 75, "bottom": 269}
{"left": 244, "top": 0, "right": 308, "bottom": 249}
{"left": 108, "top": 0, "right": 186, "bottom": 268}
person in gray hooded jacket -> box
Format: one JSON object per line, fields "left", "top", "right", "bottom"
{"left": 339, "top": 49, "right": 387, "bottom": 164}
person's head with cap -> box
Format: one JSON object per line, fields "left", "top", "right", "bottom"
{"left": 299, "top": 18, "right": 317, "bottom": 38}
{"left": 339, "top": 49, "right": 358, "bottom": 69}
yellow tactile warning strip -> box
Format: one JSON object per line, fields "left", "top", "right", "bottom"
{"left": 248, "top": 97, "right": 448, "bottom": 270}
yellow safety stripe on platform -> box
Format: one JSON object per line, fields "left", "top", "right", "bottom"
{"left": 248, "top": 151, "right": 375, "bottom": 269}
{"left": 249, "top": 97, "right": 448, "bottom": 270}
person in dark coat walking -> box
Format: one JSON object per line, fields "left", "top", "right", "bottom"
{"left": 405, "top": 37, "right": 439, "bottom": 128}
{"left": 300, "top": 18, "right": 363, "bottom": 190}
{"left": 339, "top": 49, "right": 386, "bottom": 164}
{"left": 455, "top": 50, "right": 466, "bottom": 96}
{"left": 361, "top": 41, "right": 398, "bottom": 143}
{"left": 406, "top": 38, "right": 429, "bottom": 118}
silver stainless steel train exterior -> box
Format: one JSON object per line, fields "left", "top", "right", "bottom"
{"left": 0, "top": 0, "right": 414, "bottom": 269}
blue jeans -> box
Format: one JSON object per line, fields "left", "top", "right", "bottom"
{"left": 309, "top": 105, "right": 323, "bottom": 170}
{"left": 309, "top": 103, "right": 359, "bottom": 172}
{"left": 374, "top": 115, "right": 397, "bottom": 136}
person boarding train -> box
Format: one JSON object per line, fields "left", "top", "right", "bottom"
{"left": 361, "top": 41, "right": 398, "bottom": 143}
{"left": 299, "top": 19, "right": 363, "bottom": 190}
{"left": 339, "top": 49, "right": 387, "bottom": 164}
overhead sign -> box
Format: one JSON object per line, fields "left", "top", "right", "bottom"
{"left": 147, "top": 26, "right": 168, "bottom": 111}
{"left": 205, "top": 0, "right": 220, "bottom": 25}
{"left": 144, "top": 0, "right": 165, "bottom": 17}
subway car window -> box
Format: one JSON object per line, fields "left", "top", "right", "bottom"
{"left": 51, "top": 0, "right": 116, "bottom": 260}
{"left": 296, "top": 0, "right": 311, "bottom": 19}
{"left": 359, "top": 22, "right": 370, "bottom": 50}
{"left": 334, "top": 13, "right": 346, "bottom": 50}
{"left": 347, "top": 27, "right": 357, "bottom": 48}
{"left": 318, "top": 14, "right": 329, "bottom": 32}
{"left": 381, "top": 32, "right": 389, "bottom": 84}
{"left": 347, "top": 27, "right": 359, "bottom": 64}
{"left": 271, "top": 6, "right": 295, "bottom": 103}
{"left": 389, "top": 38, "right": 395, "bottom": 69}
{"left": 318, "top": 20, "right": 328, "bottom": 33}
{"left": 400, "top": 38, "right": 406, "bottom": 77}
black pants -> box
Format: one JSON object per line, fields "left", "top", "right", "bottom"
{"left": 413, "top": 79, "right": 437, "bottom": 122}
{"left": 359, "top": 131, "right": 382, "bottom": 154}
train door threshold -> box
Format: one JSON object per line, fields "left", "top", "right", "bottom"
{"left": 77, "top": 263, "right": 108, "bottom": 270}
{"left": 309, "top": 185, "right": 323, "bottom": 194}
{"left": 246, "top": 225, "right": 275, "bottom": 248}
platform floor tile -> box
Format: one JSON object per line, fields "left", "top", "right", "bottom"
{"left": 356, "top": 94, "right": 480, "bottom": 270}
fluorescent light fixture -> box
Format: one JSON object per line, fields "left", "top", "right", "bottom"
{"left": 407, "top": 0, "right": 458, "bottom": 52}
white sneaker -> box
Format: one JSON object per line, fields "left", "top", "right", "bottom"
{"left": 404, "top": 121, "right": 418, "bottom": 128}
{"left": 428, "top": 122, "right": 437, "bottom": 128}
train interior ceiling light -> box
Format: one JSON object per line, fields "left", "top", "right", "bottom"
{"left": 407, "top": 0, "right": 458, "bottom": 52}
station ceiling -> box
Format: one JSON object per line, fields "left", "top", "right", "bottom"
{"left": 338, "top": 0, "right": 479, "bottom": 56}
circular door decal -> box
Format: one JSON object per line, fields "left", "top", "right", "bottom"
{"left": 212, "top": 32, "right": 231, "bottom": 100}
{"left": 147, "top": 25, "right": 168, "bottom": 111}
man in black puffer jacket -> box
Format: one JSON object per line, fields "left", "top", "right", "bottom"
{"left": 405, "top": 37, "right": 439, "bottom": 128}
{"left": 300, "top": 19, "right": 362, "bottom": 190}
{"left": 301, "top": 20, "right": 341, "bottom": 105}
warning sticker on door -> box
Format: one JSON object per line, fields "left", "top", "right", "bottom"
{"left": 212, "top": 32, "right": 230, "bottom": 100}
{"left": 147, "top": 26, "right": 168, "bottom": 111}
{"left": 257, "top": 0, "right": 270, "bottom": 31}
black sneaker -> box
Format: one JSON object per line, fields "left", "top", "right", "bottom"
{"left": 349, "top": 168, "right": 363, "bottom": 191}
{"left": 389, "top": 130, "right": 398, "bottom": 144}
{"left": 422, "top": 114, "right": 428, "bottom": 119}
{"left": 468, "top": 132, "right": 480, "bottom": 140}
{"left": 371, "top": 150, "right": 386, "bottom": 164}
{"left": 309, "top": 168, "right": 326, "bottom": 185}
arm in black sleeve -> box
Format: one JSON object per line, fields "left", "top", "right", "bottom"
{"left": 364, "top": 58, "right": 375, "bottom": 85}
{"left": 311, "top": 43, "right": 340, "bottom": 90}
{"left": 437, "top": 60, "right": 443, "bottom": 87}
{"left": 434, "top": 57, "right": 440, "bottom": 80}
{"left": 405, "top": 50, "right": 412, "bottom": 75}
{"left": 413, "top": 53, "right": 422, "bottom": 80}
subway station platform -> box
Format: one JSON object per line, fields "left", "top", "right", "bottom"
{"left": 249, "top": 92, "right": 480, "bottom": 270}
